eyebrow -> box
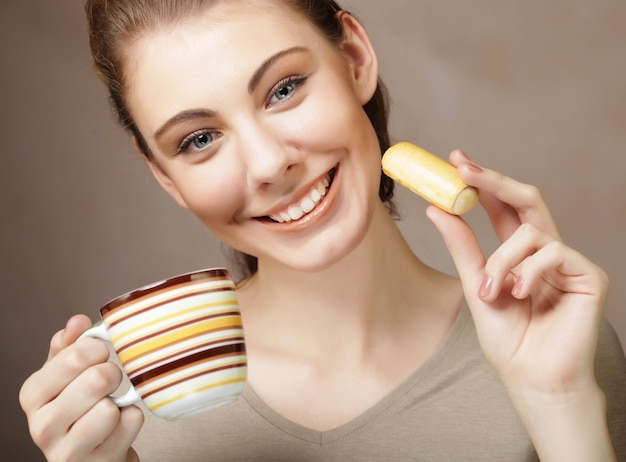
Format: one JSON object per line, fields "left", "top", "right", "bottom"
{"left": 154, "top": 46, "right": 309, "bottom": 142}
{"left": 248, "top": 46, "right": 309, "bottom": 93}
{"left": 154, "top": 109, "right": 218, "bottom": 142}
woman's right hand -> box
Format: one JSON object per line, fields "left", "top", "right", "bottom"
{"left": 19, "top": 315, "right": 144, "bottom": 462}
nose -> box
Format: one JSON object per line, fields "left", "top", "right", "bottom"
{"left": 239, "top": 121, "right": 303, "bottom": 190}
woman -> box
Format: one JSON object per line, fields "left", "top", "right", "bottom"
{"left": 20, "top": 0, "right": 626, "bottom": 460}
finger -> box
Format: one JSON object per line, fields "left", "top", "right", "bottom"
{"left": 48, "top": 315, "right": 93, "bottom": 360}
{"left": 27, "top": 361, "right": 122, "bottom": 452}
{"left": 481, "top": 223, "right": 552, "bottom": 303}
{"left": 45, "top": 398, "right": 121, "bottom": 462}
{"left": 48, "top": 361, "right": 124, "bottom": 433}
{"left": 93, "top": 406, "right": 144, "bottom": 460}
{"left": 426, "top": 205, "right": 486, "bottom": 291}
{"left": 21, "top": 338, "right": 111, "bottom": 414}
{"left": 449, "top": 150, "right": 560, "bottom": 240}
{"left": 512, "top": 241, "right": 609, "bottom": 304}
{"left": 477, "top": 189, "right": 523, "bottom": 243}
{"left": 64, "top": 398, "right": 123, "bottom": 458}
{"left": 449, "top": 150, "right": 523, "bottom": 242}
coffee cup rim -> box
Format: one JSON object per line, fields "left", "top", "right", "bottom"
{"left": 100, "top": 267, "right": 231, "bottom": 315}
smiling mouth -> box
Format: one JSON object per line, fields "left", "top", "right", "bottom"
{"left": 261, "top": 168, "right": 336, "bottom": 224}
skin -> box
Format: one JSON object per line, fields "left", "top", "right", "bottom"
{"left": 20, "top": 1, "right": 616, "bottom": 460}
{"left": 132, "top": 4, "right": 383, "bottom": 273}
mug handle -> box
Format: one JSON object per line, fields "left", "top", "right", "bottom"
{"left": 78, "top": 323, "right": 142, "bottom": 407}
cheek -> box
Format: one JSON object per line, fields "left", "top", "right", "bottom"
{"left": 306, "top": 85, "right": 381, "bottom": 171}
{"left": 284, "top": 78, "right": 371, "bottom": 149}
{"left": 173, "top": 169, "right": 244, "bottom": 227}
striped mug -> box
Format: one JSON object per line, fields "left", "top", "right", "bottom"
{"left": 79, "top": 267, "right": 247, "bottom": 420}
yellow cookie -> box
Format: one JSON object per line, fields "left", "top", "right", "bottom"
{"left": 382, "top": 142, "right": 478, "bottom": 215}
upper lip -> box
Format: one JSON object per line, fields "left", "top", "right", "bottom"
{"left": 256, "top": 167, "right": 336, "bottom": 219}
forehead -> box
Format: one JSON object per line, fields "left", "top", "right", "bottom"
{"left": 124, "top": 0, "right": 332, "bottom": 131}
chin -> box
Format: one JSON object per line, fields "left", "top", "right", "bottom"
{"left": 270, "top": 222, "right": 371, "bottom": 275}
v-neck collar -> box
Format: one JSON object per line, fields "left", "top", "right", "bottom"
{"left": 239, "top": 304, "right": 472, "bottom": 445}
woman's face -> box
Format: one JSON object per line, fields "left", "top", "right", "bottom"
{"left": 125, "top": 0, "right": 382, "bottom": 272}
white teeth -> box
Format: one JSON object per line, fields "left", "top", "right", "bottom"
{"left": 310, "top": 188, "right": 321, "bottom": 203}
{"left": 317, "top": 182, "right": 327, "bottom": 197}
{"left": 301, "top": 197, "right": 315, "bottom": 213}
{"left": 268, "top": 174, "right": 331, "bottom": 223}
{"left": 288, "top": 206, "right": 304, "bottom": 220}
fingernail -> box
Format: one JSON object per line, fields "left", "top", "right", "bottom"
{"left": 455, "top": 149, "right": 469, "bottom": 160}
{"left": 465, "top": 161, "right": 484, "bottom": 173}
{"left": 479, "top": 274, "right": 493, "bottom": 299}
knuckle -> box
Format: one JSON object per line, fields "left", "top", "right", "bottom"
{"left": 517, "top": 222, "right": 539, "bottom": 240}
{"left": 95, "top": 396, "right": 122, "bottom": 420}
{"left": 18, "top": 377, "right": 36, "bottom": 413}
{"left": 484, "top": 252, "right": 504, "bottom": 275}
{"left": 543, "top": 239, "right": 564, "bottom": 255}
{"left": 65, "top": 341, "right": 109, "bottom": 374}
{"left": 600, "top": 268, "right": 610, "bottom": 286}
{"left": 519, "top": 183, "right": 542, "bottom": 204}
{"left": 64, "top": 347, "right": 92, "bottom": 374}
{"left": 485, "top": 255, "right": 514, "bottom": 282}
{"left": 82, "top": 363, "right": 122, "bottom": 395}
{"left": 594, "top": 266, "right": 610, "bottom": 290}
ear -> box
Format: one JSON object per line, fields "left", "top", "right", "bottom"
{"left": 338, "top": 12, "right": 379, "bottom": 105}
{"left": 132, "top": 136, "right": 190, "bottom": 209}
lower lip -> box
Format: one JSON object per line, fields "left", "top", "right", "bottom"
{"left": 260, "top": 167, "right": 339, "bottom": 233}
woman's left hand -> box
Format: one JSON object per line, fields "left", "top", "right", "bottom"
{"left": 426, "top": 149, "right": 609, "bottom": 395}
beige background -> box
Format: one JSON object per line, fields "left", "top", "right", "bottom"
{"left": 2, "top": 1, "right": 625, "bottom": 459}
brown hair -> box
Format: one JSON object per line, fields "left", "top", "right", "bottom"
{"left": 85, "top": 0, "right": 396, "bottom": 280}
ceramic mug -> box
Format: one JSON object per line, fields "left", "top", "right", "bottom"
{"left": 79, "top": 267, "right": 247, "bottom": 420}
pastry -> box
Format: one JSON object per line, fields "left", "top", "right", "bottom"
{"left": 382, "top": 142, "right": 478, "bottom": 215}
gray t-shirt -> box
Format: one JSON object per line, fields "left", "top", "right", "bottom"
{"left": 134, "top": 305, "right": 626, "bottom": 461}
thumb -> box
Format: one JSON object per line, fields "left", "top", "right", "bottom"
{"left": 426, "top": 205, "right": 486, "bottom": 290}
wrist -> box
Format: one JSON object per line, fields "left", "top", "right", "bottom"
{"left": 507, "top": 385, "right": 616, "bottom": 462}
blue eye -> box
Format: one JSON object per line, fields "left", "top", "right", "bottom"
{"left": 270, "top": 83, "right": 295, "bottom": 103}
{"left": 192, "top": 132, "right": 213, "bottom": 149}
{"left": 268, "top": 76, "right": 307, "bottom": 106}
{"left": 178, "top": 130, "right": 217, "bottom": 155}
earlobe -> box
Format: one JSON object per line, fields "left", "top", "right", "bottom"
{"left": 132, "top": 136, "right": 190, "bottom": 209}
{"left": 338, "top": 12, "right": 379, "bottom": 105}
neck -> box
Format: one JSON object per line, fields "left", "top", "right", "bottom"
{"left": 238, "top": 202, "right": 458, "bottom": 361}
